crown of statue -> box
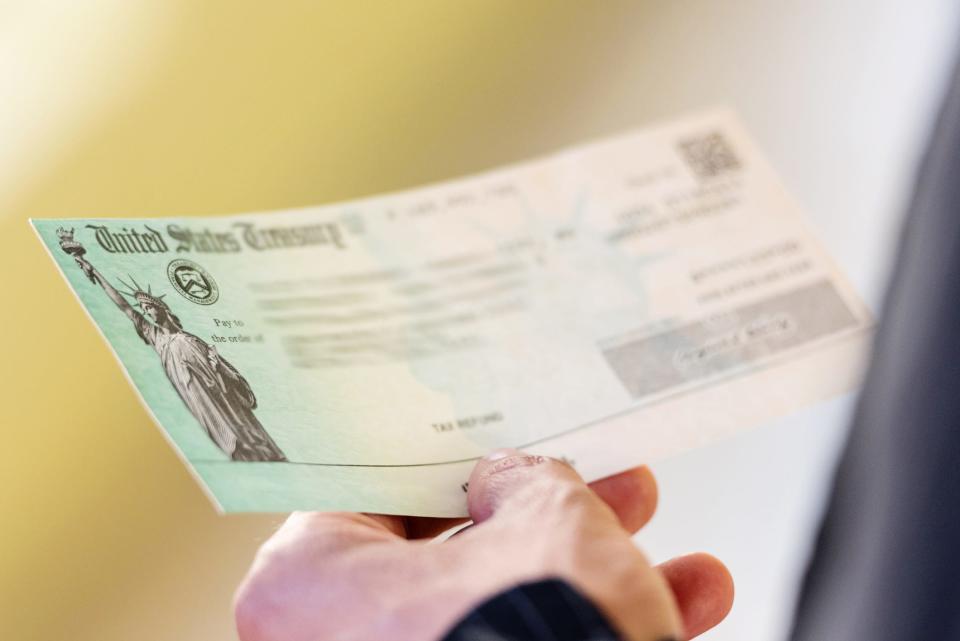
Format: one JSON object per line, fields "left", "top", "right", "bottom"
{"left": 117, "top": 275, "right": 168, "bottom": 309}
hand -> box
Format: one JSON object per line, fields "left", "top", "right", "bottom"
{"left": 234, "top": 450, "right": 734, "bottom": 641}
{"left": 73, "top": 256, "right": 96, "bottom": 284}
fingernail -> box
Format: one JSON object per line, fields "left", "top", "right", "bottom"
{"left": 484, "top": 448, "right": 521, "bottom": 461}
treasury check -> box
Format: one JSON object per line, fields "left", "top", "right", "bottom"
{"left": 31, "top": 109, "right": 872, "bottom": 516}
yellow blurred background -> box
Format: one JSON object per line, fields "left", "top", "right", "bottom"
{"left": 1, "top": 2, "right": 956, "bottom": 640}
{"left": 1, "top": 4, "right": 671, "bottom": 639}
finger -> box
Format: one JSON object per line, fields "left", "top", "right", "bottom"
{"left": 273, "top": 512, "right": 405, "bottom": 554}
{"left": 467, "top": 448, "right": 598, "bottom": 524}
{"left": 656, "top": 553, "right": 734, "bottom": 640}
{"left": 365, "top": 466, "right": 653, "bottom": 540}
{"left": 587, "top": 466, "right": 658, "bottom": 534}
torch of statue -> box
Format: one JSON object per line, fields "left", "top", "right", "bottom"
{"left": 56, "top": 227, "right": 95, "bottom": 283}
{"left": 56, "top": 227, "right": 85, "bottom": 256}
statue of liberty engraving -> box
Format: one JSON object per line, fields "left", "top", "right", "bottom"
{"left": 57, "top": 228, "right": 287, "bottom": 462}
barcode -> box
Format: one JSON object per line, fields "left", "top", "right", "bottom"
{"left": 677, "top": 131, "right": 741, "bottom": 179}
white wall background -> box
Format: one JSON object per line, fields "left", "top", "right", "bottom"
{"left": 627, "top": 3, "right": 959, "bottom": 640}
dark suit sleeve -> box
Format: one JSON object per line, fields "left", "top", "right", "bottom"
{"left": 441, "top": 579, "right": 666, "bottom": 641}
{"left": 790, "top": 59, "right": 960, "bottom": 641}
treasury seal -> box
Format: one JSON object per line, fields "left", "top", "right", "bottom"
{"left": 167, "top": 259, "right": 219, "bottom": 305}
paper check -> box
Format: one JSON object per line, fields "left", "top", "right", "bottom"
{"left": 32, "top": 110, "right": 872, "bottom": 516}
